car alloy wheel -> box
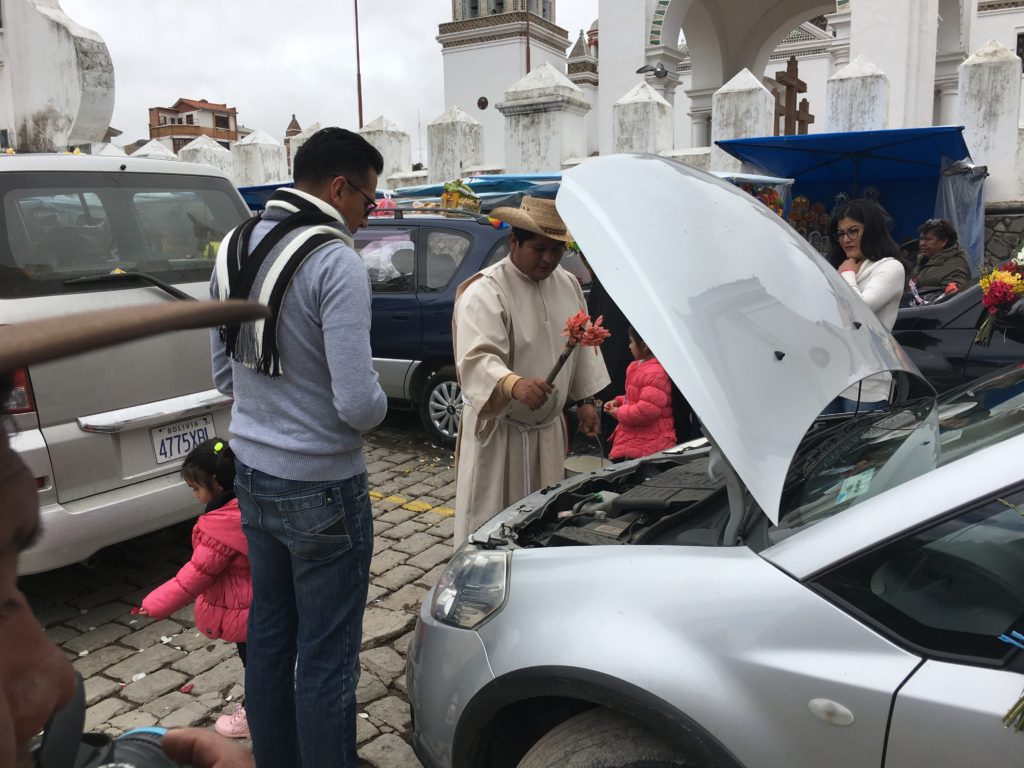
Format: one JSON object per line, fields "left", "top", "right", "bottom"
{"left": 419, "top": 366, "right": 462, "bottom": 449}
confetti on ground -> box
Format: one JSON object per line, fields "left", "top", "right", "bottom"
{"left": 180, "top": 683, "right": 194, "bottom": 694}
{"left": 78, "top": 650, "right": 89, "bottom": 657}
{"left": 131, "top": 673, "right": 146, "bottom": 682}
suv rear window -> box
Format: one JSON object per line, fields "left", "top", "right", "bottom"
{"left": 0, "top": 171, "right": 249, "bottom": 298}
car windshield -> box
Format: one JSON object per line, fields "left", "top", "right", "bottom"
{"left": 771, "top": 365, "right": 1024, "bottom": 542}
{"left": 0, "top": 170, "right": 249, "bottom": 298}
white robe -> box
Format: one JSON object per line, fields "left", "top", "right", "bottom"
{"left": 453, "top": 258, "right": 610, "bottom": 544}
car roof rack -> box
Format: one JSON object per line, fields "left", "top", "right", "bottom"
{"left": 372, "top": 207, "right": 497, "bottom": 225}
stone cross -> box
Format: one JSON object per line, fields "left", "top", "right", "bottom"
{"left": 773, "top": 56, "right": 815, "bottom": 136}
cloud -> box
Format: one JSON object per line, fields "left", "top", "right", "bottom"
{"left": 58, "top": 0, "right": 597, "bottom": 160}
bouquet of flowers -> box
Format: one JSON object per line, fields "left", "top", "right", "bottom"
{"left": 546, "top": 310, "right": 610, "bottom": 385}
{"left": 975, "top": 249, "right": 1024, "bottom": 345}
{"left": 740, "top": 183, "right": 784, "bottom": 216}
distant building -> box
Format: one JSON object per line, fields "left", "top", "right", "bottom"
{"left": 439, "top": 0, "right": 569, "bottom": 169}
{"left": 148, "top": 98, "right": 239, "bottom": 153}
{"left": 284, "top": 114, "right": 302, "bottom": 172}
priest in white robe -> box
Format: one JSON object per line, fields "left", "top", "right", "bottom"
{"left": 453, "top": 196, "right": 610, "bottom": 544}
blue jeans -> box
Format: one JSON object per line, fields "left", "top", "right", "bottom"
{"left": 235, "top": 461, "right": 373, "bottom": 768}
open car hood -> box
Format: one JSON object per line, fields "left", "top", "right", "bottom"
{"left": 557, "top": 154, "right": 930, "bottom": 524}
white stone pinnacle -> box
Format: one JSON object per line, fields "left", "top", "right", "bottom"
{"left": 830, "top": 54, "right": 886, "bottom": 80}
{"left": 717, "top": 68, "right": 771, "bottom": 95}
{"left": 615, "top": 80, "right": 671, "bottom": 107}
{"left": 236, "top": 129, "right": 282, "bottom": 146}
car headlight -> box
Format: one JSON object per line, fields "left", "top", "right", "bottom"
{"left": 430, "top": 547, "right": 509, "bottom": 629}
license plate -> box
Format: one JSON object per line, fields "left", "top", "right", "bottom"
{"left": 150, "top": 415, "right": 214, "bottom": 464}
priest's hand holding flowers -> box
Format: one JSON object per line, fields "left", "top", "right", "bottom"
{"left": 546, "top": 310, "right": 611, "bottom": 385}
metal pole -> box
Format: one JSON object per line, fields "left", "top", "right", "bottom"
{"left": 525, "top": 0, "right": 532, "bottom": 73}
{"left": 354, "top": 0, "right": 364, "bottom": 128}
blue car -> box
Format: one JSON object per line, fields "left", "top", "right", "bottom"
{"left": 360, "top": 208, "right": 593, "bottom": 447}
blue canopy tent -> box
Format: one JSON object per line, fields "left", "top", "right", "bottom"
{"left": 716, "top": 126, "right": 975, "bottom": 246}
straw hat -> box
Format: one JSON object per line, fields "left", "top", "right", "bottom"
{"left": 0, "top": 300, "right": 268, "bottom": 373}
{"left": 490, "top": 196, "right": 572, "bottom": 243}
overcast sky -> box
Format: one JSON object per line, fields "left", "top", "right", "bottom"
{"left": 59, "top": 0, "right": 598, "bottom": 160}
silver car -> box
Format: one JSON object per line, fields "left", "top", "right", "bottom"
{"left": 407, "top": 155, "right": 1024, "bottom": 768}
{"left": 2, "top": 154, "right": 250, "bottom": 574}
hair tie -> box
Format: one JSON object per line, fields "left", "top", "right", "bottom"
{"left": 213, "top": 441, "right": 224, "bottom": 454}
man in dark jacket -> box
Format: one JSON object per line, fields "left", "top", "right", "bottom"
{"left": 913, "top": 218, "right": 971, "bottom": 292}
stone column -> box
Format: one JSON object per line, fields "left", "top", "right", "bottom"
{"left": 358, "top": 116, "right": 412, "bottom": 185}
{"left": 427, "top": 106, "right": 484, "bottom": 184}
{"left": 850, "top": 0, "right": 939, "bottom": 128}
{"left": 825, "top": 55, "right": 889, "bottom": 132}
{"left": 710, "top": 69, "right": 775, "bottom": 173}
{"left": 232, "top": 130, "right": 289, "bottom": 187}
{"left": 685, "top": 87, "right": 715, "bottom": 148}
{"left": 497, "top": 62, "right": 592, "bottom": 173}
{"left": 958, "top": 40, "right": 1022, "bottom": 202}
{"left": 179, "top": 135, "right": 233, "bottom": 179}
{"left": 613, "top": 80, "right": 673, "bottom": 154}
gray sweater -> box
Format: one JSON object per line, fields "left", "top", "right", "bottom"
{"left": 211, "top": 190, "right": 387, "bottom": 482}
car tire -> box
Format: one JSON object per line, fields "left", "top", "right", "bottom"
{"left": 419, "top": 366, "right": 462, "bottom": 450}
{"left": 516, "top": 708, "right": 689, "bottom": 768}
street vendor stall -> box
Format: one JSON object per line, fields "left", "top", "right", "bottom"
{"left": 716, "top": 126, "right": 986, "bottom": 273}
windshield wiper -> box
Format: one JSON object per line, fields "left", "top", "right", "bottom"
{"left": 64, "top": 271, "right": 195, "bottom": 301}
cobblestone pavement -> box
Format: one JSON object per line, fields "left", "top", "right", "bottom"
{"left": 23, "top": 411, "right": 454, "bottom": 768}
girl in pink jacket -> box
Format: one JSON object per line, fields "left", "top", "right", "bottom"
{"left": 604, "top": 327, "right": 678, "bottom": 461}
{"left": 137, "top": 438, "right": 252, "bottom": 739}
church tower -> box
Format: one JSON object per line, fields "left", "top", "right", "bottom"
{"left": 438, "top": 0, "right": 570, "bottom": 170}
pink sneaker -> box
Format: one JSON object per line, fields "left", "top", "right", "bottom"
{"left": 214, "top": 704, "right": 250, "bottom": 739}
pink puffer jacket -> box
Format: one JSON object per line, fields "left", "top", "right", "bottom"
{"left": 609, "top": 358, "right": 677, "bottom": 461}
{"left": 142, "top": 498, "right": 251, "bottom": 642}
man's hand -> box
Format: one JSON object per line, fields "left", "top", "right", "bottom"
{"left": 512, "top": 378, "right": 553, "bottom": 410}
{"left": 162, "top": 728, "right": 255, "bottom": 768}
{"left": 578, "top": 403, "right": 601, "bottom": 436}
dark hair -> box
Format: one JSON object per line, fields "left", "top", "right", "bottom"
{"left": 511, "top": 227, "right": 540, "bottom": 245}
{"left": 292, "top": 127, "right": 384, "bottom": 188}
{"left": 918, "top": 218, "right": 958, "bottom": 247}
{"left": 627, "top": 325, "right": 646, "bottom": 349}
{"left": 828, "top": 199, "right": 903, "bottom": 268}
{"left": 181, "top": 437, "right": 235, "bottom": 494}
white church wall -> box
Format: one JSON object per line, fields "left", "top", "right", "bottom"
{"left": 442, "top": 38, "right": 566, "bottom": 169}
{"left": 971, "top": 7, "right": 1024, "bottom": 55}
{"left": 671, "top": 52, "right": 832, "bottom": 154}
{"left": 596, "top": 0, "right": 649, "bottom": 155}
{"left": 850, "top": 0, "right": 939, "bottom": 128}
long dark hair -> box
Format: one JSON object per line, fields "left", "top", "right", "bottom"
{"left": 181, "top": 437, "right": 235, "bottom": 494}
{"left": 828, "top": 199, "right": 903, "bottom": 268}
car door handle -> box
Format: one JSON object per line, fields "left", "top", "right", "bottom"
{"left": 391, "top": 313, "right": 411, "bottom": 321}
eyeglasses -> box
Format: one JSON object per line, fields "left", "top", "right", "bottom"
{"left": 835, "top": 226, "right": 863, "bottom": 241}
{"left": 344, "top": 177, "right": 378, "bottom": 215}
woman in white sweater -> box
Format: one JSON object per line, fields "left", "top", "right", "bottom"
{"left": 827, "top": 199, "right": 907, "bottom": 413}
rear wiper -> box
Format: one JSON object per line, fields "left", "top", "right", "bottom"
{"left": 64, "top": 271, "right": 195, "bottom": 301}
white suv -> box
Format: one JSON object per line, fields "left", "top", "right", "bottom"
{"left": 1, "top": 154, "right": 250, "bottom": 573}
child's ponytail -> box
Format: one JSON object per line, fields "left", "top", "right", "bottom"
{"left": 211, "top": 439, "right": 236, "bottom": 492}
{"left": 182, "top": 437, "right": 236, "bottom": 495}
